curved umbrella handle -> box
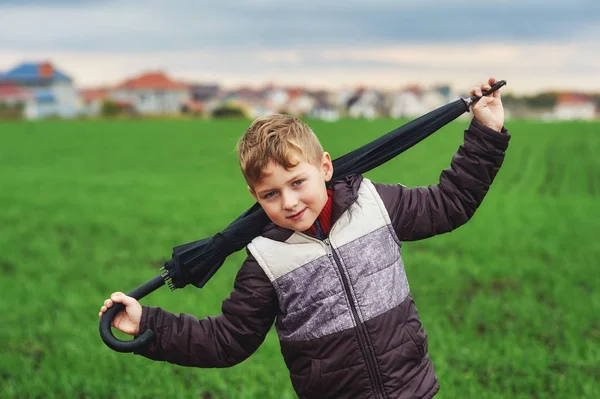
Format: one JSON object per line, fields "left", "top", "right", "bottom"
{"left": 99, "top": 275, "right": 165, "bottom": 353}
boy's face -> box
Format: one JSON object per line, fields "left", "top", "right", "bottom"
{"left": 249, "top": 152, "right": 334, "bottom": 232}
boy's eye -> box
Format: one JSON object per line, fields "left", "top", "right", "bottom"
{"left": 292, "top": 179, "right": 305, "bottom": 187}
{"left": 263, "top": 191, "right": 277, "bottom": 199}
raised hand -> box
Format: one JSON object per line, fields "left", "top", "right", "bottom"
{"left": 470, "top": 77, "right": 505, "bottom": 132}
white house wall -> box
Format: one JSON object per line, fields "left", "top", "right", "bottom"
{"left": 52, "top": 81, "right": 81, "bottom": 117}
{"left": 112, "top": 89, "right": 190, "bottom": 114}
{"left": 23, "top": 101, "right": 38, "bottom": 120}
{"left": 267, "top": 90, "right": 289, "bottom": 108}
{"left": 288, "top": 95, "right": 316, "bottom": 116}
{"left": 554, "top": 103, "right": 596, "bottom": 120}
{"left": 16, "top": 81, "right": 81, "bottom": 118}
{"left": 390, "top": 92, "right": 426, "bottom": 118}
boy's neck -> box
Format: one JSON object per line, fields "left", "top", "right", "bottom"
{"left": 305, "top": 189, "right": 334, "bottom": 239}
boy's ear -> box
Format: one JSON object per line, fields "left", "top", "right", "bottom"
{"left": 322, "top": 152, "right": 334, "bottom": 182}
{"left": 248, "top": 185, "right": 258, "bottom": 201}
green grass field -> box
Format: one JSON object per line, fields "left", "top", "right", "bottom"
{"left": 1, "top": 117, "right": 599, "bottom": 399}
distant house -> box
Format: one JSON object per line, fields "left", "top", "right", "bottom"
{"left": 388, "top": 91, "right": 425, "bottom": 118}
{"left": 333, "top": 88, "right": 357, "bottom": 112}
{"left": 553, "top": 93, "right": 596, "bottom": 120}
{"left": 221, "top": 87, "right": 277, "bottom": 118}
{"left": 111, "top": 71, "right": 190, "bottom": 114}
{"left": 347, "top": 89, "right": 384, "bottom": 119}
{"left": 308, "top": 89, "right": 339, "bottom": 121}
{"left": 80, "top": 87, "right": 111, "bottom": 116}
{"left": 286, "top": 89, "right": 316, "bottom": 117}
{"left": 264, "top": 87, "right": 316, "bottom": 116}
{"left": 190, "top": 84, "right": 221, "bottom": 102}
{"left": 309, "top": 101, "right": 340, "bottom": 122}
{"left": 0, "top": 82, "right": 36, "bottom": 119}
{"left": 0, "top": 61, "right": 81, "bottom": 118}
{"left": 264, "top": 87, "right": 291, "bottom": 112}
{"left": 422, "top": 86, "right": 452, "bottom": 110}
{"left": 388, "top": 85, "right": 425, "bottom": 118}
{"left": 180, "top": 99, "right": 205, "bottom": 117}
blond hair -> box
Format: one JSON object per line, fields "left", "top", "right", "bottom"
{"left": 236, "top": 114, "right": 324, "bottom": 186}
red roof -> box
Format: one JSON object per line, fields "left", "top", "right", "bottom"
{"left": 557, "top": 93, "right": 592, "bottom": 105}
{"left": 0, "top": 82, "right": 31, "bottom": 99}
{"left": 403, "top": 84, "right": 423, "bottom": 95}
{"left": 80, "top": 87, "right": 110, "bottom": 102}
{"left": 286, "top": 87, "right": 305, "bottom": 100}
{"left": 116, "top": 71, "right": 189, "bottom": 90}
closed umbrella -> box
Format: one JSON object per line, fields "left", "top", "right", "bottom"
{"left": 100, "top": 80, "right": 506, "bottom": 352}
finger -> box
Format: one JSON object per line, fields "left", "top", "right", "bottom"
{"left": 104, "top": 299, "right": 112, "bottom": 307}
{"left": 100, "top": 305, "right": 107, "bottom": 313}
{"left": 486, "top": 77, "right": 502, "bottom": 98}
{"left": 469, "top": 86, "right": 482, "bottom": 97}
{"left": 482, "top": 84, "right": 492, "bottom": 92}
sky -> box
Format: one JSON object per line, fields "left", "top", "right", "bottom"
{"left": 1, "top": 0, "right": 599, "bottom": 94}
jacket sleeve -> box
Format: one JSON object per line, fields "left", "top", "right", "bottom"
{"left": 374, "top": 118, "right": 510, "bottom": 241}
{"left": 133, "top": 251, "right": 278, "bottom": 368}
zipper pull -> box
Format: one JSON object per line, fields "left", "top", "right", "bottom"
{"left": 323, "top": 238, "right": 333, "bottom": 257}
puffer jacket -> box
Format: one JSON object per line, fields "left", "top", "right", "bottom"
{"left": 135, "top": 118, "right": 511, "bottom": 398}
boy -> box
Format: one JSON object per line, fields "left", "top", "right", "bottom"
{"left": 100, "top": 78, "right": 510, "bottom": 398}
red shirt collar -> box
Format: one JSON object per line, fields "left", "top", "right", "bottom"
{"left": 305, "top": 189, "right": 334, "bottom": 238}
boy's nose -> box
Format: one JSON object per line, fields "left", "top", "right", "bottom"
{"left": 282, "top": 193, "right": 299, "bottom": 210}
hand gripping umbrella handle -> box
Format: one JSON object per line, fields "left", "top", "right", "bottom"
{"left": 464, "top": 80, "right": 506, "bottom": 106}
{"left": 99, "top": 275, "right": 165, "bottom": 353}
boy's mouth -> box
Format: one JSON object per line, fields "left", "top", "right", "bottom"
{"left": 287, "top": 208, "right": 307, "bottom": 221}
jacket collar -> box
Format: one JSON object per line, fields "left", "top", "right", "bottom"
{"left": 328, "top": 174, "right": 363, "bottom": 226}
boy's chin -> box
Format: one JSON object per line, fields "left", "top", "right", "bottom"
{"left": 294, "top": 222, "right": 314, "bottom": 232}
{"left": 273, "top": 219, "right": 313, "bottom": 233}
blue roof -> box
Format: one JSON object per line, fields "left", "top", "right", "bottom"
{"left": 0, "top": 62, "right": 72, "bottom": 83}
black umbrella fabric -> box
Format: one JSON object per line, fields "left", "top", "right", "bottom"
{"left": 100, "top": 80, "right": 506, "bottom": 352}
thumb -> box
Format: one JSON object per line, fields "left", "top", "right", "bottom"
{"left": 111, "top": 292, "right": 136, "bottom": 307}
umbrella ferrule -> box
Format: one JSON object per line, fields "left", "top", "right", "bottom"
{"left": 160, "top": 267, "right": 178, "bottom": 291}
{"left": 460, "top": 97, "right": 473, "bottom": 110}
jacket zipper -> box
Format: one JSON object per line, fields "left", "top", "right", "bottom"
{"left": 323, "top": 237, "right": 386, "bottom": 399}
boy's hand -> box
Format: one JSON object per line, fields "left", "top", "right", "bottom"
{"left": 470, "top": 77, "right": 505, "bottom": 132}
{"left": 98, "top": 292, "right": 142, "bottom": 336}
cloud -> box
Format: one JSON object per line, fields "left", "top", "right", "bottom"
{"left": 0, "top": 0, "right": 598, "bottom": 52}
{"left": 1, "top": 1, "right": 598, "bottom": 93}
